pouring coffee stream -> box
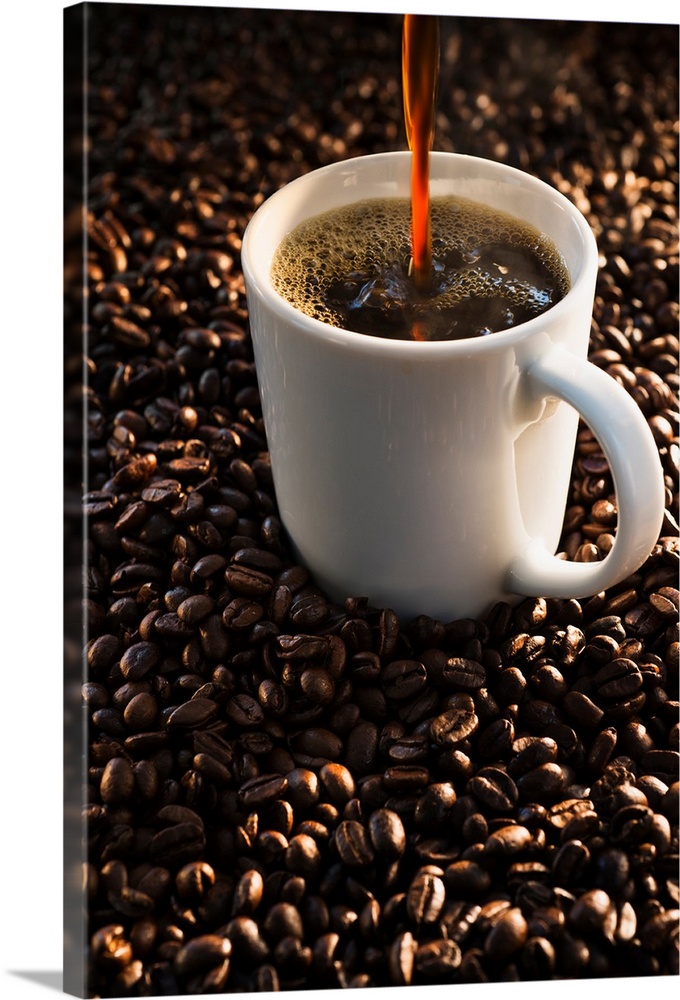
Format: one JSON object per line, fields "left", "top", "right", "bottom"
{"left": 270, "top": 15, "right": 569, "bottom": 344}
{"left": 402, "top": 13, "right": 440, "bottom": 313}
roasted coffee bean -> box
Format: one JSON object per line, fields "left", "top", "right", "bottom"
{"left": 319, "top": 763, "right": 356, "bottom": 804}
{"left": 484, "top": 907, "right": 528, "bottom": 961}
{"left": 530, "top": 663, "right": 568, "bottom": 701}
{"left": 153, "top": 612, "right": 194, "bottom": 639}
{"left": 585, "top": 633, "right": 620, "bottom": 665}
{"left": 140, "top": 478, "right": 182, "bottom": 506}
{"left": 478, "top": 717, "right": 515, "bottom": 759}
{"left": 381, "top": 659, "right": 427, "bottom": 699}
{"left": 593, "top": 658, "right": 643, "bottom": 700}
{"left": 569, "top": 889, "right": 617, "bottom": 939}
{"left": 441, "top": 657, "right": 487, "bottom": 690}
{"left": 509, "top": 735, "right": 558, "bottom": 774}
{"left": 122, "top": 691, "right": 158, "bottom": 732}
{"left": 383, "top": 765, "right": 430, "bottom": 791}
{"left": 609, "top": 804, "right": 655, "bottom": 846}
{"left": 279, "top": 770, "right": 316, "bottom": 814}
{"left": 285, "top": 835, "right": 322, "bottom": 879}
{"left": 521, "top": 936, "right": 556, "bottom": 979}
{"left": 350, "top": 652, "right": 381, "bottom": 686}
{"left": 90, "top": 924, "right": 133, "bottom": 970}
{"left": 562, "top": 690, "right": 605, "bottom": 729}
{"left": 413, "top": 782, "right": 457, "bottom": 829}
{"left": 593, "top": 847, "right": 631, "bottom": 895}
{"left": 221, "top": 887, "right": 258, "bottom": 948}
{"left": 175, "top": 861, "right": 215, "bottom": 901}
{"left": 132, "top": 759, "right": 159, "bottom": 802}
{"left": 587, "top": 726, "right": 618, "bottom": 775}
{"left": 263, "top": 901, "right": 304, "bottom": 941}
{"left": 367, "top": 808, "right": 406, "bottom": 860}
{"left": 173, "top": 934, "right": 231, "bottom": 978}
{"left": 516, "top": 763, "right": 572, "bottom": 801}
{"left": 485, "top": 824, "right": 533, "bottom": 857}
{"left": 276, "top": 634, "right": 329, "bottom": 661}
{"left": 119, "top": 641, "right": 161, "bottom": 681}
{"left": 444, "top": 860, "right": 492, "bottom": 896}
{"left": 290, "top": 728, "right": 343, "bottom": 761}
{"left": 150, "top": 822, "right": 206, "bottom": 866}
{"left": 619, "top": 717, "right": 656, "bottom": 759}
{"left": 552, "top": 839, "right": 591, "bottom": 886}
{"left": 458, "top": 946, "right": 488, "bottom": 983}
{"left": 225, "top": 694, "right": 264, "bottom": 728}
{"left": 239, "top": 774, "right": 288, "bottom": 808}
{"left": 334, "top": 820, "right": 375, "bottom": 867}
{"left": 311, "top": 931, "right": 340, "bottom": 975}
{"left": 406, "top": 870, "right": 446, "bottom": 925}
{"left": 398, "top": 686, "right": 441, "bottom": 725}
{"left": 224, "top": 564, "right": 273, "bottom": 598}
{"left": 176, "top": 594, "right": 216, "bottom": 625}
{"left": 300, "top": 667, "right": 335, "bottom": 706}
{"left": 414, "top": 937, "right": 462, "bottom": 977}
{"left": 289, "top": 593, "right": 330, "bottom": 627}
{"left": 430, "top": 695, "right": 479, "bottom": 745}
{"left": 388, "top": 930, "right": 416, "bottom": 986}
{"left": 224, "top": 916, "right": 270, "bottom": 965}
{"left": 343, "top": 720, "right": 380, "bottom": 775}
{"left": 255, "top": 677, "right": 286, "bottom": 717}
{"left": 100, "top": 757, "right": 135, "bottom": 805}
{"left": 468, "top": 767, "right": 519, "bottom": 812}
{"left": 166, "top": 698, "right": 218, "bottom": 730}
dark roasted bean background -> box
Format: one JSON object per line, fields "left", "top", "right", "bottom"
{"left": 64, "top": 6, "right": 679, "bottom": 996}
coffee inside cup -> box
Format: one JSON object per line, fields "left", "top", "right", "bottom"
{"left": 271, "top": 195, "right": 570, "bottom": 342}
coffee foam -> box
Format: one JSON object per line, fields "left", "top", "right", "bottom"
{"left": 271, "top": 196, "right": 570, "bottom": 340}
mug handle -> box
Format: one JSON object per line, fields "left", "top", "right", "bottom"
{"left": 506, "top": 345, "right": 666, "bottom": 599}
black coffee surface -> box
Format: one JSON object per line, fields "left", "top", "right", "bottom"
{"left": 272, "top": 197, "right": 570, "bottom": 340}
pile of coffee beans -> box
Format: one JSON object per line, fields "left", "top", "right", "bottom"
{"left": 64, "top": 8, "right": 678, "bottom": 996}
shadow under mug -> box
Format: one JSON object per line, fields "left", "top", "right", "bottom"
{"left": 242, "top": 151, "right": 665, "bottom": 622}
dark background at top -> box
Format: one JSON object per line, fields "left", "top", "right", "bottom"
{"left": 78, "top": 5, "right": 678, "bottom": 223}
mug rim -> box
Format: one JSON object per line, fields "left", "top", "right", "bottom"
{"left": 241, "top": 150, "right": 598, "bottom": 356}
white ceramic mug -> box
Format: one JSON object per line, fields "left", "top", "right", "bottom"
{"left": 241, "top": 151, "right": 665, "bottom": 622}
